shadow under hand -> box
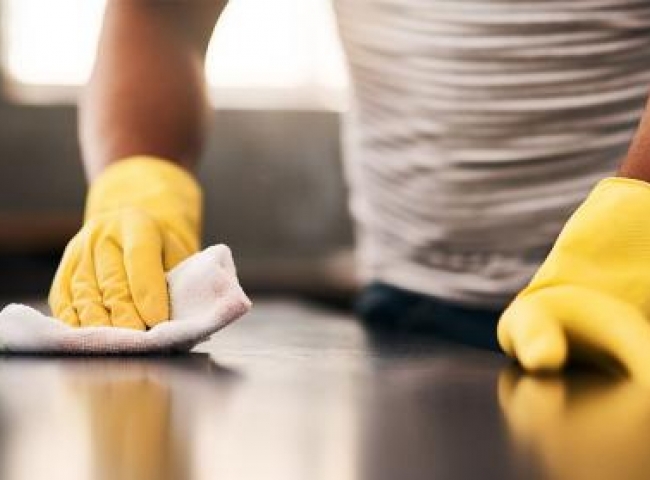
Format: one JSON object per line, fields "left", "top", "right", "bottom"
{"left": 498, "top": 367, "right": 650, "bottom": 480}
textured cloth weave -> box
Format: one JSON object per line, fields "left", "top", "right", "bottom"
{"left": 0, "top": 245, "right": 251, "bottom": 354}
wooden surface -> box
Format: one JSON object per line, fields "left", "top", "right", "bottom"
{"left": 0, "top": 298, "right": 641, "bottom": 480}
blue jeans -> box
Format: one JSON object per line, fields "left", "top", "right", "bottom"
{"left": 356, "top": 282, "right": 504, "bottom": 351}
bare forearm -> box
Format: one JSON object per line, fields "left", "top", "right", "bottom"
{"left": 619, "top": 94, "right": 650, "bottom": 181}
{"left": 80, "top": 0, "right": 225, "bottom": 179}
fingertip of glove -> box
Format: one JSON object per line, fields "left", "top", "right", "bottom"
{"left": 130, "top": 281, "right": 170, "bottom": 329}
{"left": 139, "top": 302, "right": 170, "bottom": 329}
{"left": 518, "top": 331, "right": 567, "bottom": 372}
{"left": 500, "top": 298, "right": 568, "bottom": 372}
{"left": 142, "top": 316, "right": 169, "bottom": 330}
{"left": 112, "top": 314, "right": 148, "bottom": 331}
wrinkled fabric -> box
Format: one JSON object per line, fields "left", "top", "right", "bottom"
{"left": 334, "top": 0, "right": 650, "bottom": 306}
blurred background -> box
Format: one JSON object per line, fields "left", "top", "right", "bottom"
{"left": 0, "top": 0, "right": 356, "bottom": 301}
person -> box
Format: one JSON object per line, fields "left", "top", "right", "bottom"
{"left": 48, "top": 0, "right": 650, "bottom": 380}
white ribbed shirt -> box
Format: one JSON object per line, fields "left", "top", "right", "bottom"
{"left": 333, "top": 0, "right": 650, "bottom": 307}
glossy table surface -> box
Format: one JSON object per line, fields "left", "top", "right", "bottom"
{"left": 0, "top": 298, "right": 643, "bottom": 480}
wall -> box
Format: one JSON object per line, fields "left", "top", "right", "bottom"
{"left": 0, "top": 102, "right": 355, "bottom": 296}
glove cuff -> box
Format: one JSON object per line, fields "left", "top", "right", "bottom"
{"left": 595, "top": 175, "right": 650, "bottom": 195}
{"left": 520, "top": 175, "right": 650, "bottom": 304}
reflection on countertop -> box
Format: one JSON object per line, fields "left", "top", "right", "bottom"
{"left": 0, "top": 298, "right": 640, "bottom": 480}
{"left": 499, "top": 367, "right": 650, "bottom": 480}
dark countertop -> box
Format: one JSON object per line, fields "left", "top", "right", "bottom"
{"left": 0, "top": 298, "right": 642, "bottom": 480}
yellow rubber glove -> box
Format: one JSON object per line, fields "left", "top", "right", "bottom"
{"left": 497, "top": 177, "right": 650, "bottom": 384}
{"left": 49, "top": 156, "right": 202, "bottom": 330}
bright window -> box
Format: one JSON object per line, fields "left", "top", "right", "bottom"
{"left": 2, "top": 0, "right": 349, "bottom": 110}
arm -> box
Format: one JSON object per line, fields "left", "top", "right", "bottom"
{"left": 49, "top": 1, "right": 227, "bottom": 329}
{"left": 80, "top": 0, "right": 226, "bottom": 178}
{"left": 498, "top": 98, "right": 650, "bottom": 383}
{"left": 619, "top": 97, "right": 650, "bottom": 181}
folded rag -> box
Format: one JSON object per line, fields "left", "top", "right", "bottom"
{"left": 0, "top": 245, "right": 252, "bottom": 354}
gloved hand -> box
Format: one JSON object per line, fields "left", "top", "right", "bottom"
{"left": 497, "top": 177, "right": 650, "bottom": 383}
{"left": 49, "top": 156, "right": 202, "bottom": 330}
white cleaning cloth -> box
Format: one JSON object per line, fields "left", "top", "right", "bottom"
{"left": 0, "top": 245, "right": 251, "bottom": 354}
